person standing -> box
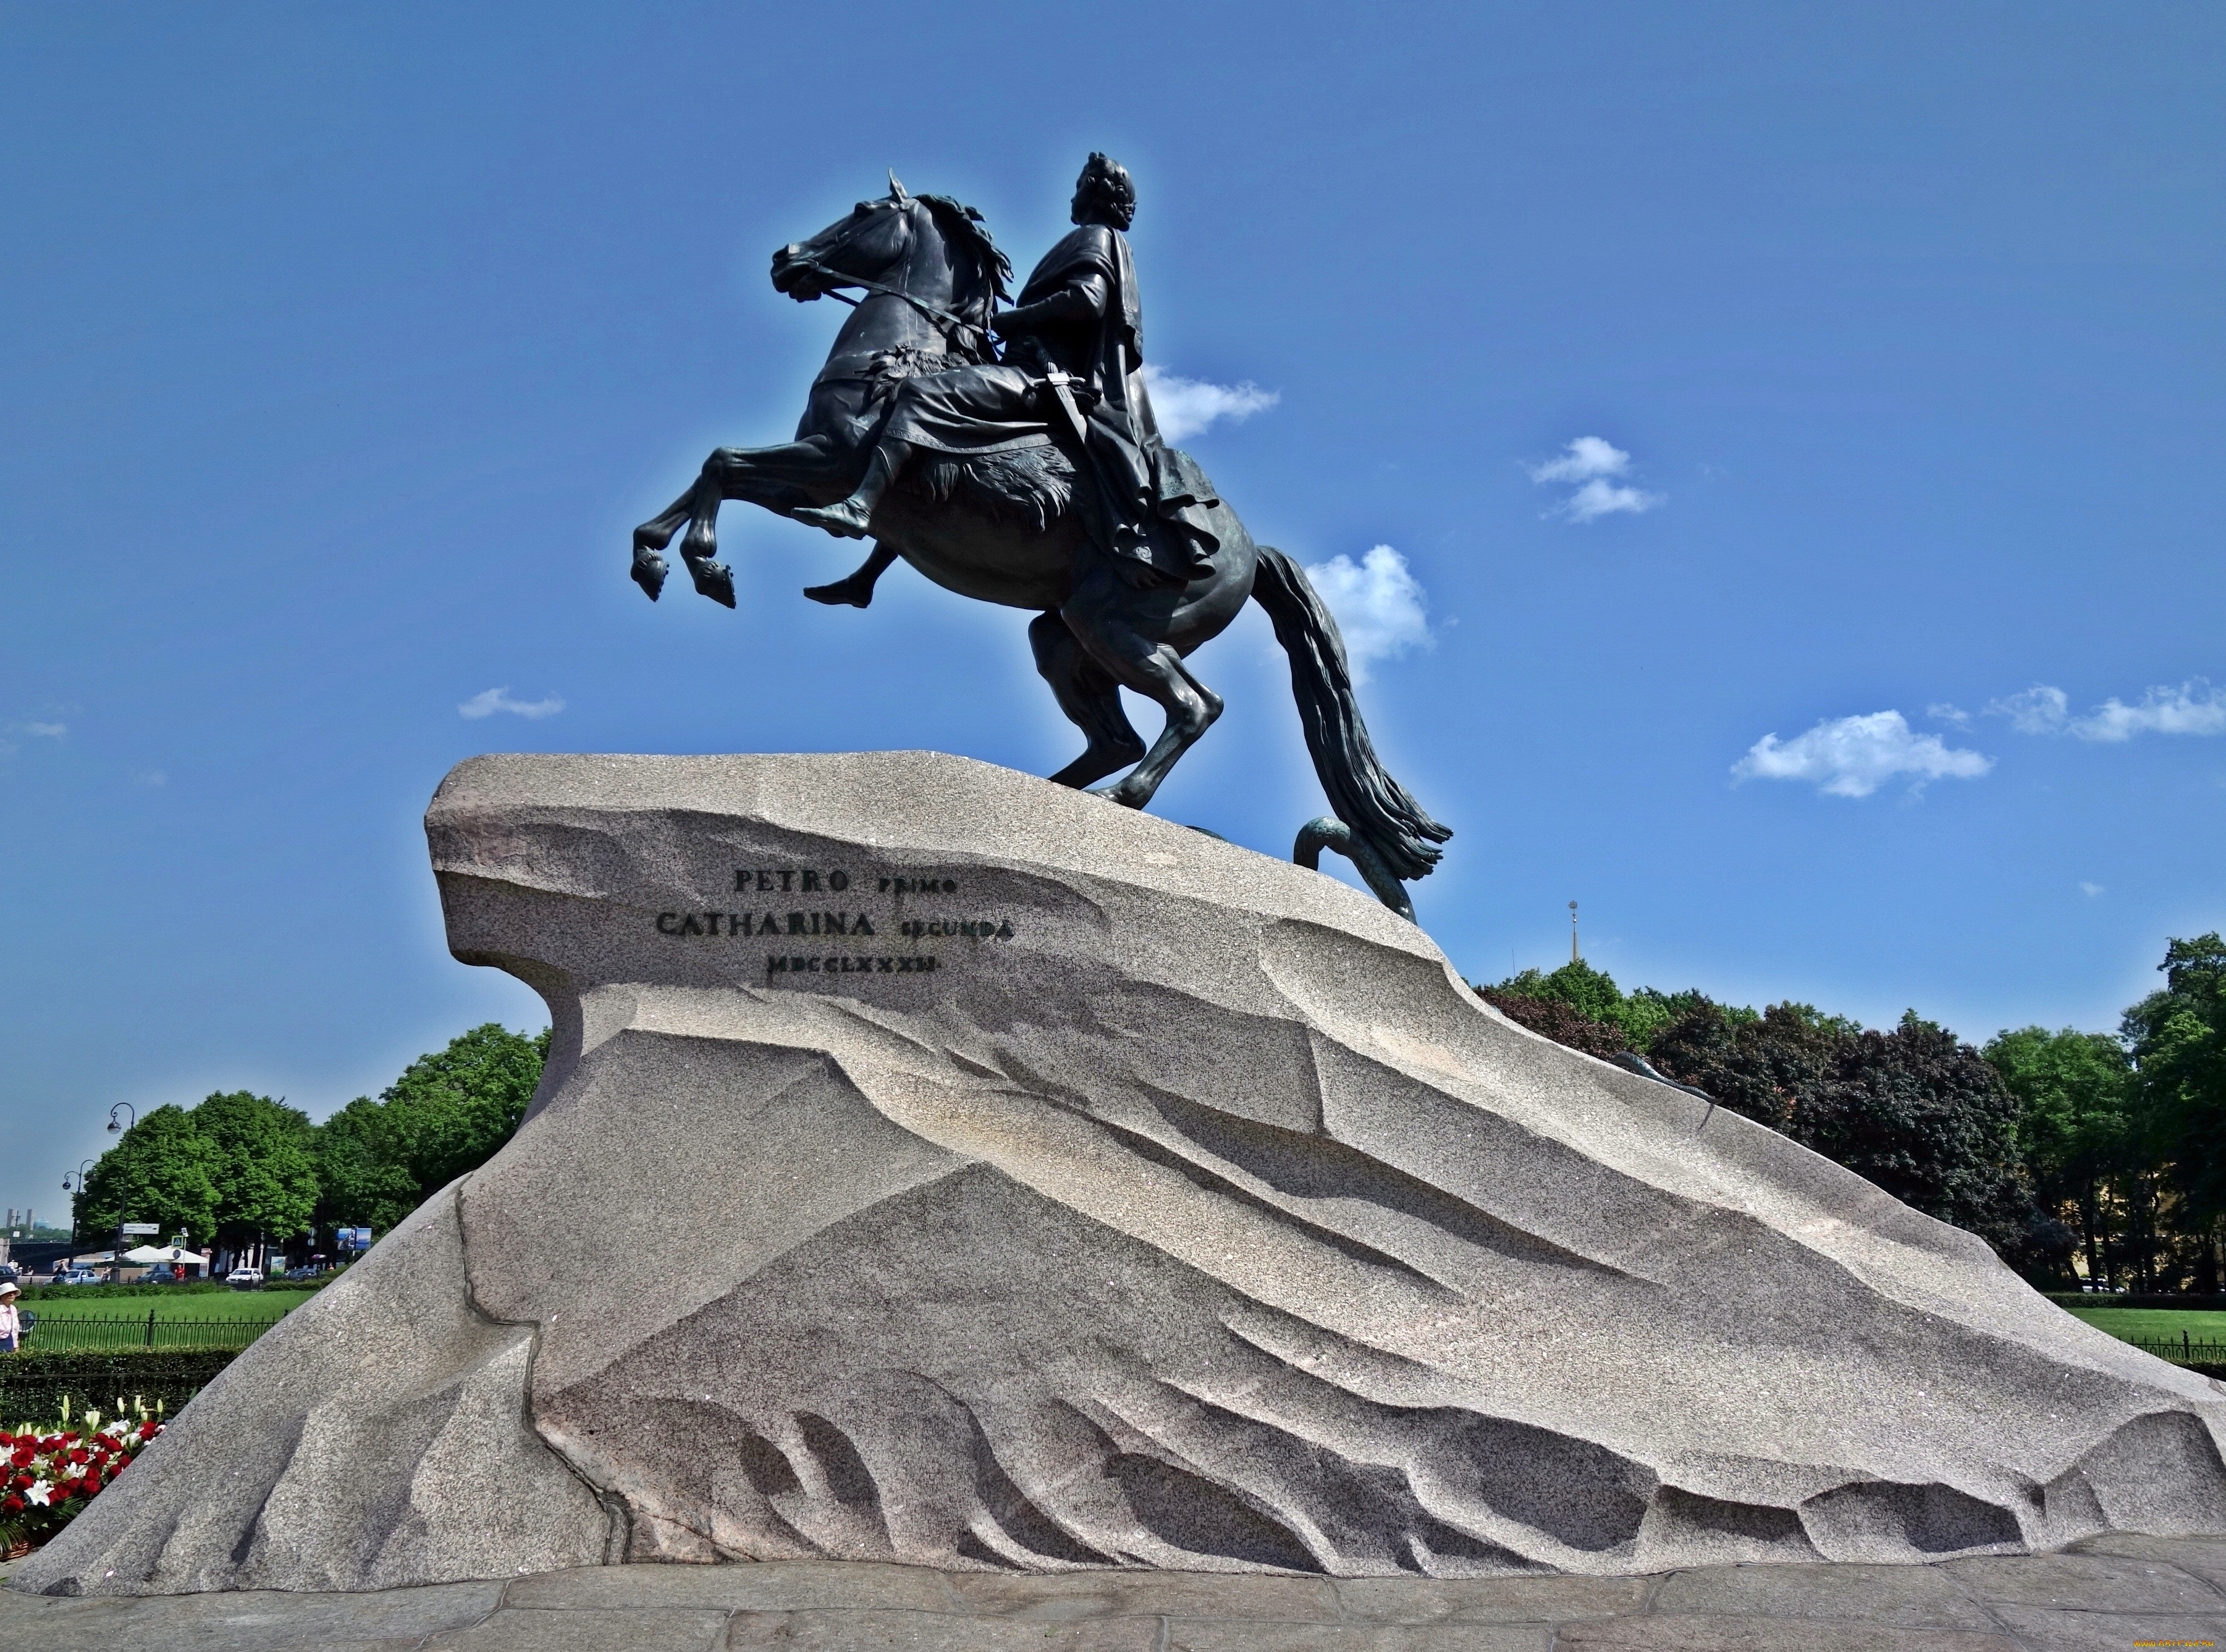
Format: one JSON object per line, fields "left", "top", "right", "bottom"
{"left": 0, "top": 1278, "right": 22, "bottom": 1352}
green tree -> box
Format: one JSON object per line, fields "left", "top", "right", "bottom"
{"left": 377, "top": 1023, "right": 551, "bottom": 1192}
{"left": 312, "top": 1096, "right": 424, "bottom": 1236}
{"left": 2122, "top": 933, "right": 2226, "bottom": 1290}
{"left": 1499, "top": 959, "right": 1625, "bottom": 1024}
{"left": 1491, "top": 963, "right": 1729, "bottom": 1051}
{"left": 1810, "top": 1011, "right": 2061, "bottom": 1276}
{"left": 1650, "top": 1005, "right": 2063, "bottom": 1278}
{"left": 74, "top": 1105, "right": 221, "bottom": 1247}
{"left": 310, "top": 1023, "right": 550, "bottom": 1239}
{"left": 193, "top": 1091, "right": 319, "bottom": 1250}
{"left": 1649, "top": 1001, "right": 1841, "bottom": 1136}
{"left": 1983, "top": 1025, "right": 2132, "bottom": 1286}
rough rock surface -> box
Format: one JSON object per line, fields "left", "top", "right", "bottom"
{"left": 22, "top": 751, "right": 2226, "bottom": 1596}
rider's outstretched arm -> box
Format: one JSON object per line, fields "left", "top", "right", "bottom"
{"left": 992, "top": 273, "right": 1110, "bottom": 341}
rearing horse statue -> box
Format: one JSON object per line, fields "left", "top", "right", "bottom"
{"left": 630, "top": 174, "right": 1449, "bottom": 896}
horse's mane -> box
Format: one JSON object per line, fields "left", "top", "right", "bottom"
{"left": 916, "top": 193, "right": 1012, "bottom": 324}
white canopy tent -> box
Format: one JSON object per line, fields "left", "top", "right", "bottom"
{"left": 122, "top": 1244, "right": 206, "bottom": 1266}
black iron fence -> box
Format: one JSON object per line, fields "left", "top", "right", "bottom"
{"left": 18, "top": 1312, "right": 287, "bottom": 1352}
{"left": 2125, "top": 1334, "right": 2226, "bottom": 1367}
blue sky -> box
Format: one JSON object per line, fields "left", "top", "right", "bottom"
{"left": 5, "top": 4, "right": 2222, "bottom": 1220}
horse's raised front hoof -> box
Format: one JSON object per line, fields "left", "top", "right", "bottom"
{"left": 688, "top": 559, "right": 737, "bottom": 609}
{"left": 803, "top": 578, "right": 872, "bottom": 609}
{"left": 630, "top": 547, "right": 669, "bottom": 602}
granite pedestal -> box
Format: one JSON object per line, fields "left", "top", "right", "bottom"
{"left": 14, "top": 752, "right": 2224, "bottom": 1600}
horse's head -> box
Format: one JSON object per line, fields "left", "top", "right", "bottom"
{"left": 770, "top": 173, "right": 917, "bottom": 303}
{"left": 770, "top": 174, "right": 1012, "bottom": 331}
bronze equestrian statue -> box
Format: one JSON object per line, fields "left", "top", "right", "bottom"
{"left": 630, "top": 156, "right": 1449, "bottom": 903}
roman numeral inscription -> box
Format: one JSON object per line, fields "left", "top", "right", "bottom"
{"left": 652, "top": 865, "right": 1014, "bottom": 985}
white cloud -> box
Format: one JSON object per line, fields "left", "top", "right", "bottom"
{"left": 1526, "top": 436, "right": 1664, "bottom": 523}
{"left": 459, "top": 687, "right": 565, "bottom": 720}
{"left": 1984, "top": 678, "right": 2226, "bottom": 742}
{"left": 1732, "top": 710, "right": 1993, "bottom": 799}
{"left": 2080, "top": 882, "right": 2104, "bottom": 897}
{"left": 1304, "top": 545, "right": 1431, "bottom": 686}
{"left": 1556, "top": 478, "right": 1665, "bottom": 523}
{"left": 2068, "top": 680, "right": 2226, "bottom": 743}
{"left": 1526, "top": 436, "right": 1632, "bottom": 484}
{"left": 25, "top": 722, "right": 65, "bottom": 738}
{"left": 1140, "top": 365, "right": 1279, "bottom": 442}
{"left": 1984, "top": 685, "right": 2068, "bottom": 735}
{"left": 1926, "top": 702, "right": 1971, "bottom": 728}
{"left": 134, "top": 769, "right": 166, "bottom": 788}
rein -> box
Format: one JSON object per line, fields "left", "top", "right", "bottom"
{"left": 786, "top": 255, "right": 992, "bottom": 353}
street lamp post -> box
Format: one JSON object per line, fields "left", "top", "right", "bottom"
{"left": 62, "top": 1160, "right": 96, "bottom": 1271}
{"left": 103, "top": 1106, "right": 141, "bottom": 1281}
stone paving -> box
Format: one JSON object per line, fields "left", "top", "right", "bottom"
{"left": 5, "top": 1534, "right": 2225, "bottom": 1651}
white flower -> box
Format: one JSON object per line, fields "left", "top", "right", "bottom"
{"left": 25, "top": 1481, "right": 53, "bottom": 1506}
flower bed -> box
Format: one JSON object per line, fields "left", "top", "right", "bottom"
{"left": 2, "top": 1405, "right": 164, "bottom": 1557}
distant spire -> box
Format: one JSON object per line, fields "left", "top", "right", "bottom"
{"left": 1570, "top": 900, "right": 1580, "bottom": 964}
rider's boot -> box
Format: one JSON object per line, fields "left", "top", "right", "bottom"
{"left": 804, "top": 544, "right": 898, "bottom": 608}
{"left": 791, "top": 440, "right": 909, "bottom": 540}
{"left": 791, "top": 496, "right": 875, "bottom": 539}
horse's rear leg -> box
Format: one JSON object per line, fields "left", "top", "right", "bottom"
{"left": 1058, "top": 574, "right": 1223, "bottom": 809}
{"left": 1030, "top": 612, "right": 1145, "bottom": 788}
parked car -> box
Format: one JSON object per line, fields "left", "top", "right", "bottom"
{"left": 279, "top": 1265, "right": 321, "bottom": 1283}
{"left": 54, "top": 1268, "right": 103, "bottom": 1286}
{"left": 225, "top": 1266, "right": 264, "bottom": 1290}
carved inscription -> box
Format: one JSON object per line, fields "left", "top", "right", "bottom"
{"left": 653, "top": 865, "right": 1012, "bottom": 987}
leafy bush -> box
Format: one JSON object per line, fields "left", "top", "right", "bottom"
{"left": 1480, "top": 963, "right": 2070, "bottom": 1281}
{"left": 20, "top": 1279, "right": 231, "bottom": 1301}
{"left": 1477, "top": 988, "right": 1630, "bottom": 1060}
{"left": 18, "top": 1272, "right": 339, "bottom": 1302}
{"left": 1646, "top": 1005, "right": 2064, "bottom": 1276}
{"left": 1486, "top": 961, "right": 1727, "bottom": 1051}
{"left": 0, "top": 1349, "right": 238, "bottom": 1425}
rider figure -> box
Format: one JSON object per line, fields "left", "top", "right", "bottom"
{"left": 793, "top": 155, "right": 1218, "bottom": 590}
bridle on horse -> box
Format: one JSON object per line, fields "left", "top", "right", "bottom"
{"left": 783, "top": 205, "right": 995, "bottom": 355}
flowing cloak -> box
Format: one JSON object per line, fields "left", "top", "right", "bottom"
{"left": 877, "top": 224, "right": 1220, "bottom": 584}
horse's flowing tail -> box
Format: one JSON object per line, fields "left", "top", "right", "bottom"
{"left": 1250, "top": 546, "right": 1452, "bottom": 883}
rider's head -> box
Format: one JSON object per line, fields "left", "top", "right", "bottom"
{"left": 1071, "top": 154, "right": 1136, "bottom": 230}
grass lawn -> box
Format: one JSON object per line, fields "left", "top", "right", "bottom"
{"left": 24, "top": 1289, "right": 315, "bottom": 1324}
{"left": 2064, "top": 1306, "right": 2226, "bottom": 1344}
